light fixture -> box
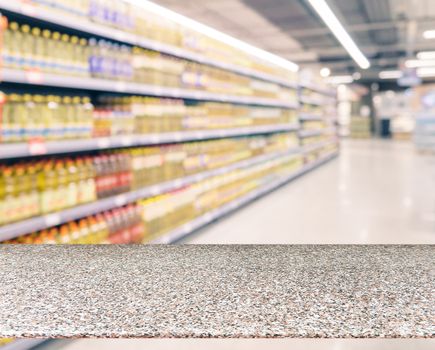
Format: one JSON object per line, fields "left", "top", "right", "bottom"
{"left": 416, "top": 51, "right": 435, "bottom": 60}
{"left": 326, "top": 75, "right": 354, "bottom": 84}
{"left": 373, "top": 95, "right": 381, "bottom": 104}
{"left": 125, "top": 0, "right": 299, "bottom": 72}
{"left": 320, "top": 67, "right": 331, "bottom": 77}
{"left": 352, "top": 72, "right": 361, "bottom": 80}
{"left": 417, "top": 67, "right": 435, "bottom": 77}
{"left": 405, "top": 59, "right": 435, "bottom": 68}
{"left": 423, "top": 30, "right": 435, "bottom": 39}
{"left": 306, "top": 0, "right": 370, "bottom": 69}
{"left": 337, "top": 84, "right": 347, "bottom": 94}
{"left": 379, "top": 70, "right": 402, "bottom": 79}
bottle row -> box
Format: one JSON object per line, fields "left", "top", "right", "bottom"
{"left": 300, "top": 88, "right": 335, "bottom": 105}
{"left": 0, "top": 92, "right": 298, "bottom": 143}
{"left": 23, "top": 0, "right": 297, "bottom": 80}
{"left": 300, "top": 102, "right": 325, "bottom": 115}
{"left": 300, "top": 134, "right": 335, "bottom": 146}
{"left": 2, "top": 154, "right": 303, "bottom": 244}
{"left": 2, "top": 18, "right": 297, "bottom": 99}
{"left": 305, "top": 143, "right": 338, "bottom": 163}
{"left": 300, "top": 120, "right": 328, "bottom": 131}
{"left": 0, "top": 133, "right": 298, "bottom": 225}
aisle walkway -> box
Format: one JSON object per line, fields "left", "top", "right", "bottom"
{"left": 186, "top": 139, "right": 435, "bottom": 244}
{"left": 40, "top": 139, "right": 435, "bottom": 350}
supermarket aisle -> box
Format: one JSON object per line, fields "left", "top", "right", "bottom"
{"left": 42, "top": 139, "right": 435, "bottom": 350}
{"left": 187, "top": 139, "right": 435, "bottom": 244}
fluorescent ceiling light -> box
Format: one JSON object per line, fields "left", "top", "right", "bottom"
{"left": 307, "top": 0, "right": 370, "bottom": 69}
{"left": 320, "top": 67, "right": 331, "bottom": 77}
{"left": 379, "top": 70, "right": 402, "bottom": 79}
{"left": 378, "top": 68, "right": 435, "bottom": 79}
{"left": 326, "top": 75, "right": 353, "bottom": 84}
{"left": 423, "top": 30, "right": 435, "bottom": 39}
{"left": 405, "top": 59, "right": 435, "bottom": 68}
{"left": 416, "top": 51, "right": 435, "bottom": 60}
{"left": 125, "top": 0, "right": 299, "bottom": 72}
{"left": 417, "top": 67, "right": 435, "bottom": 77}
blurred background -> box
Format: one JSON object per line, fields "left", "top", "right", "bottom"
{"left": 0, "top": 0, "right": 434, "bottom": 349}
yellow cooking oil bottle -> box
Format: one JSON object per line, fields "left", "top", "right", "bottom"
{"left": 5, "top": 22, "right": 21, "bottom": 68}
{"left": 42, "top": 29, "right": 53, "bottom": 72}
{"left": 38, "top": 159, "right": 57, "bottom": 214}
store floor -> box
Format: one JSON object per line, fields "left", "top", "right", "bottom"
{"left": 186, "top": 139, "right": 435, "bottom": 244}
{"left": 39, "top": 139, "right": 435, "bottom": 350}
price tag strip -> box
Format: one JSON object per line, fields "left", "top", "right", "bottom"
{"left": 28, "top": 138, "right": 47, "bottom": 155}
{"left": 44, "top": 213, "right": 61, "bottom": 227}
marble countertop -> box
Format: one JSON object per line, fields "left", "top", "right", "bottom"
{"left": 0, "top": 245, "right": 433, "bottom": 338}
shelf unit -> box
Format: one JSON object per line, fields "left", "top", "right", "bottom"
{"left": 0, "top": 3, "right": 339, "bottom": 350}
{"left": 298, "top": 96, "right": 326, "bottom": 107}
{"left": 0, "top": 0, "right": 338, "bottom": 248}
{"left": 150, "top": 151, "right": 337, "bottom": 244}
{"left": 0, "top": 148, "right": 301, "bottom": 241}
{"left": 302, "top": 139, "right": 338, "bottom": 154}
{"left": 299, "top": 80, "right": 336, "bottom": 97}
{"left": 0, "top": 124, "right": 299, "bottom": 160}
{"left": 299, "top": 127, "right": 336, "bottom": 138}
{"left": 298, "top": 113, "right": 324, "bottom": 121}
{"left": 0, "top": 0, "right": 298, "bottom": 89}
{"left": 297, "top": 78, "right": 339, "bottom": 163}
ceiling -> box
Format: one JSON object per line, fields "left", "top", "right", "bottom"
{"left": 154, "top": 0, "right": 435, "bottom": 81}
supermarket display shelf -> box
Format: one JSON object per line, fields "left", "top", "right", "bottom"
{"left": 299, "top": 96, "right": 327, "bottom": 106}
{"left": 299, "top": 127, "right": 336, "bottom": 138}
{"left": 1, "top": 69, "right": 299, "bottom": 109}
{"left": 299, "top": 113, "right": 324, "bottom": 121}
{"left": 150, "top": 151, "right": 338, "bottom": 244}
{"left": 0, "top": 147, "right": 301, "bottom": 241}
{"left": 0, "top": 1, "right": 298, "bottom": 89}
{"left": 299, "top": 81, "right": 336, "bottom": 97}
{"left": 302, "top": 139, "right": 338, "bottom": 154}
{"left": 0, "top": 124, "right": 299, "bottom": 160}
{"left": 0, "top": 340, "right": 46, "bottom": 350}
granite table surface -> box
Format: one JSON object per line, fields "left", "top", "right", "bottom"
{"left": 0, "top": 245, "right": 433, "bottom": 339}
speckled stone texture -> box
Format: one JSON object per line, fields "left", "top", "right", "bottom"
{"left": 0, "top": 245, "right": 433, "bottom": 338}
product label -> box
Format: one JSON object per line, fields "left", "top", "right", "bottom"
{"left": 26, "top": 69, "right": 43, "bottom": 84}
{"left": 28, "top": 138, "right": 47, "bottom": 155}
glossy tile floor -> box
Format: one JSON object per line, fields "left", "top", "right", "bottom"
{"left": 187, "top": 139, "right": 435, "bottom": 244}
{"left": 40, "top": 139, "right": 435, "bottom": 350}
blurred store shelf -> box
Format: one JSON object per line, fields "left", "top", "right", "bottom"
{"left": 1, "top": 69, "right": 299, "bottom": 109}
{"left": 0, "top": 0, "right": 298, "bottom": 89}
{"left": 302, "top": 139, "right": 338, "bottom": 154}
{"left": 299, "top": 113, "right": 324, "bottom": 121}
{"left": 299, "top": 80, "right": 336, "bottom": 97}
{"left": 0, "top": 148, "right": 301, "bottom": 241}
{"left": 0, "top": 124, "right": 299, "bottom": 160}
{"left": 150, "top": 151, "right": 337, "bottom": 244}
{"left": 299, "top": 127, "right": 336, "bottom": 138}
